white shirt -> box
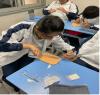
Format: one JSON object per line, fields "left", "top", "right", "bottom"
{"left": 79, "top": 32, "right": 99, "bottom": 69}
{"left": 45, "top": 0, "right": 77, "bottom": 20}
{"left": 0, "top": 21, "right": 73, "bottom": 66}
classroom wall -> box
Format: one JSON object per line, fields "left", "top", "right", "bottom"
{"left": 74, "top": 0, "right": 99, "bottom": 13}
{"left": 0, "top": 12, "right": 28, "bottom": 34}
{"left": 0, "top": 8, "right": 43, "bottom": 34}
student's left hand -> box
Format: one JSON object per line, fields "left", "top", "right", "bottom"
{"left": 31, "top": 46, "right": 42, "bottom": 57}
{"left": 23, "top": 43, "right": 42, "bottom": 57}
{"left": 57, "top": 7, "right": 68, "bottom": 13}
{"left": 62, "top": 50, "right": 77, "bottom": 61}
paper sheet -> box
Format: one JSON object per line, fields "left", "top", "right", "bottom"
{"left": 44, "top": 75, "right": 60, "bottom": 87}
{"left": 67, "top": 74, "right": 80, "bottom": 80}
{"left": 72, "top": 22, "right": 80, "bottom": 27}
{"left": 39, "top": 52, "right": 61, "bottom": 65}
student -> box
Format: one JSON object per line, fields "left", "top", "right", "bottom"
{"left": 63, "top": 32, "right": 99, "bottom": 72}
{"left": 43, "top": 0, "right": 78, "bottom": 20}
{"left": 0, "top": 15, "right": 73, "bottom": 90}
{"left": 74, "top": 6, "right": 99, "bottom": 29}
{"left": 63, "top": 6, "right": 99, "bottom": 72}
{"left": 64, "top": 6, "right": 99, "bottom": 51}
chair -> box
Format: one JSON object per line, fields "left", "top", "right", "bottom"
{"left": 0, "top": 65, "right": 3, "bottom": 85}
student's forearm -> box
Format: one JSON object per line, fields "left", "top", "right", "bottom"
{"left": 23, "top": 43, "right": 36, "bottom": 49}
{"left": 0, "top": 43, "right": 37, "bottom": 52}
{"left": 0, "top": 43, "right": 23, "bottom": 52}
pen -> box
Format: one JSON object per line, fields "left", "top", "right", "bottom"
{"left": 23, "top": 72, "right": 39, "bottom": 82}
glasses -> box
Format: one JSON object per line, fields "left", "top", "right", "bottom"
{"left": 34, "top": 26, "right": 64, "bottom": 39}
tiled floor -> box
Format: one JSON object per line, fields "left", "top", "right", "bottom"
{"left": 0, "top": 83, "right": 9, "bottom": 94}
{"left": 0, "top": 66, "right": 17, "bottom": 94}
{"left": 0, "top": 80, "right": 19, "bottom": 94}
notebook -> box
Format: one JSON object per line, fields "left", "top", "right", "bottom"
{"left": 38, "top": 52, "right": 61, "bottom": 65}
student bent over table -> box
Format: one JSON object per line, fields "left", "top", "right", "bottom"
{"left": 0, "top": 15, "right": 74, "bottom": 91}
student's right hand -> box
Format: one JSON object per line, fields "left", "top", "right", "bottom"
{"left": 82, "top": 19, "right": 90, "bottom": 28}
{"left": 49, "top": 8, "right": 56, "bottom": 13}
{"left": 23, "top": 44, "right": 42, "bottom": 57}
{"left": 31, "top": 46, "right": 42, "bottom": 57}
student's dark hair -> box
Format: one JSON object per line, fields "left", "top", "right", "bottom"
{"left": 82, "top": 6, "right": 99, "bottom": 19}
{"left": 34, "top": 15, "right": 64, "bottom": 33}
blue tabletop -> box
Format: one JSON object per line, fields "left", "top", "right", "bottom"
{"left": 6, "top": 59, "right": 99, "bottom": 94}
{"left": 64, "top": 20, "right": 96, "bottom": 35}
{"left": 26, "top": 16, "right": 96, "bottom": 35}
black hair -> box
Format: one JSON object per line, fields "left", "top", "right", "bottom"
{"left": 82, "top": 6, "right": 99, "bottom": 19}
{"left": 34, "top": 15, "right": 64, "bottom": 33}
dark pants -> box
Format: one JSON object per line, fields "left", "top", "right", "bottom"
{"left": 74, "top": 58, "right": 99, "bottom": 72}
{"left": 67, "top": 37, "right": 80, "bottom": 51}
{"left": 2, "top": 54, "right": 35, "bottom": 91}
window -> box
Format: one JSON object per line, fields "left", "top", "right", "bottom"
{"left": 0, "top": 0, "right": 14, "bottom": 8}
{"left": 0, "top": 0, "right": 23, "bottom": 8}
{"left": 0, "top": 0, "right": 46, "bottom": 16}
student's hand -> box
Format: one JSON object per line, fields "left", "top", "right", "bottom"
{"left": 73, "top": 18, "right": 81, "bottom": 24}
{"left": 82, "top": 19, "right": 90, "bottom": 28}
{"left": 31, "top": 46, "right": 42, "bottom": 57}
{"left": 49, "top": 8, "right": 56, "bottom": 13}
{"left": 62, "top": 50, "right": 75, "bottom": 59}
{"left": 57, "top": 7, "right": 68, "bottom": 13}
{"left": 23, "top": 44, "right": 42, "bottom": 57}
{"left": 62, "top": 50, "right": 77, "bottom": 61}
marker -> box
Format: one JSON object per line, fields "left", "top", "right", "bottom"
{"left": 23, "top": 72, "right": 39, "bottom": 82}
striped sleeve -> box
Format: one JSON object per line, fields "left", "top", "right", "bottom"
{"left": 0, "top": 23, "right": 31, "bottom": 43}
{"left": 0, "top": 43, "right": 23, "bottom": 52}
{"left": 0, "top": 23, "right": 31, "bottom": 52}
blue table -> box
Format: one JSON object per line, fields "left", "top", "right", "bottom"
{"left": 26, "top": 16, "right": 96, "bottom": 35}
{"left": 26, "top": 16, "right": 42, "bottom": 22}
{"left": 64, "top": 20, "right": 96, "bottom": 35}
{"left": 6, "top": 59, "right": 99, "bottom": 94}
